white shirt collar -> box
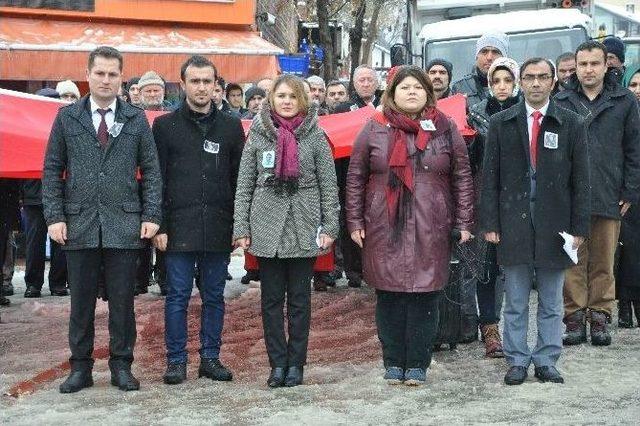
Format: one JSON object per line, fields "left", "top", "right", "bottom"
{"left": 89, "top": 96, "right": 117, "bottom": 115}
{"left": 525, "top": 100, "right": 549, "bottom": 117}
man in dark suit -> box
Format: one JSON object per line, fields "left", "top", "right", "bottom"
{"left": 42, "top": 46, "right": 162, "bottom": 393}
{"left": 480, "top": 57, "right": 590, "bottom": 385}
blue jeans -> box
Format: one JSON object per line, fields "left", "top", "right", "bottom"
{"left": 503, "top": 264, "right": 564, "bottom": 368}
{"left": 165, "top": 251, "right": 228, "bottom": 364}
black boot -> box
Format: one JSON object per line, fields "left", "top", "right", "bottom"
{"left": 267, "top": 367, "right": 286, "bottom": 388}
{"left": 110, "top": 368, "right": 140, "bottom": 391}
{"left": 563, "top": 309, "right": 587, "bottom": 345}
{"left": 163, "top": 362, "right": 187, "bottom": 385}
{"left": 284, "top": 366, "right": 303, "bottom": 387}
{"left": 618, "top": 299, "right": 634, "bottom": 328}
{"left": 633, "top": 301, "right": 640, "bottom": 328}
{"left": 199, "top": 358, "right": 233, "bottom": 381}
{"left": 59, "top": 370, "right": 93, "bottom": 393}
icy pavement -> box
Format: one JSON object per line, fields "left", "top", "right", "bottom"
{"left": 1, "top": 250, "right": 639, "bottom": 425}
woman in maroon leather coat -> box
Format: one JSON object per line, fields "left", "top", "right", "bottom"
{"left": 346, "top": 66, "right": 474, "bottom": 385}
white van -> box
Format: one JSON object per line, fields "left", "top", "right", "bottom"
{"left": 418, "top": 8, "right": 592, "bottom": 82}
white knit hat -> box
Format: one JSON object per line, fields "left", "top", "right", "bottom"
{"left": 476, "top": 31, "right": 509, "bottom": 57}
{"left": 138, "top": 71, "right": 165, "bottom": 90}
{"left": 55, "top": 80, "right": 80, "bottom": 99}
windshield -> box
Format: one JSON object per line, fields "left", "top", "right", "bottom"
{"left": 624, "top": 42, "right": 640, "bottom": 67}
{"left": 425, "top": 28, "right": 588, "bottom": 83}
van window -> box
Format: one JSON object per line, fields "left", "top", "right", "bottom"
{"left": 425, "top": 28, "right": 587, "bottom": 83}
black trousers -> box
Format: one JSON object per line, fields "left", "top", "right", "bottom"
{"left": 375, "top": 290, "right": 441, "bottom": 369}
{"left": 0, "top": 226, "right": 7, "bottom": 297}
{"left": 137, "top": 243, "right": 152, "bottom": 288}
{"left": 257, "top": 256, "right": 316, "bottom": 368}
{"left": 66, "top": 248, "right": 138, "bottom": 372}
{"left": 335, "top": 158, "right": 362, "bottom": 280}
{"left": 23, "top": 205, "right": 67, "bottom": 290}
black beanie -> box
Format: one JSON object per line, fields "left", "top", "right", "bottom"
{"left": 603, "top": 37, "right": 625, "bottom": 63}
{"left": 245, "top": 86, "right": 266, "bottom": 104}
{"left": 426, "top": 59, "right": 454, "bottom": 80}
{"left": 126, "top": 77, "right": 140, "bottom": 92}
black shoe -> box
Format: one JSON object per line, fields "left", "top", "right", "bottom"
{"left": 134, "top": 285, "right": 148, "bottom": 296}
{"left": 267, "top": 367, "right": 286, "bottom": 388}
{"left": 618, "top": 299, "right": 634, "bottom": 328}
{"left": 24, "top": 286, "right": 42, "bottom": 298}
{"left": 2, "top": 283, "right": 14, "bottom": 296}
{"left": 110, "top": 369, "right": 140, "bottom": 391}
{"left": 633, "top": 301, "right": 640, "bottom": 327}
{"left": 459, "top": 316, "right": 479, "bottom": 344}
{"left": 590, "top": 310, "right": 611, "bottom": 346}
{"left": 563, "top": 309, "right": 587, "bottom": 345}
{"left": 534, "top": 366, "right": 564, "bottom": 384}
{"left": 313, "top": 277, "right": 328, "bottom": 292}
{"left": 198, "top": 358, "right": 233, "bottom": 381}
{"left": 504, "top": 366, "right": 528, "bottom": 385}
{"left": 240, "top": 270, "right": 259, "bottom": 285}
{"left": 59, "top": 370, "right": 93, "bottom": 393}
{"left": 347, "top": 277, "right": 362, "bottom": 288}
{"left": 0, "top": 295, "right": 10, "bottom": 306}
{"left": 50, "top": 287, "right": 69, "bottom": 297}
{"left": 284, "top": 366, "right": 303, "bottom": 387}
{"left": 163, "top": 362, "right": 187, "bottom": 385}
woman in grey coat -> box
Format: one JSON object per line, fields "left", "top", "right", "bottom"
{"left": 233, "top": 74, "right": 340, "bottom": 388}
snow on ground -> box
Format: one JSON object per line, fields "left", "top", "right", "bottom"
{"left": 1, "top": 250, "right": 639, "bottom": 425}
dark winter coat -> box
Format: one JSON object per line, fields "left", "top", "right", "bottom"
{"left": 451, "top": 67, "right": 490, "bottom": 109}
{"left": 333, "top": 92, "right": 380, "bottom": 113}
{"left": 153, "top": 102, "right": 245, "bottom": 252}
{"left": 617, "top": 203, "right": 640, "bottom": 292}
{"left": 346, "top": 112, "right": 474, "bottom": 293}
{"left": 479, "top": 100, "right": 591, "bottom": 269}
{"left": 0, "top": 179, "right": 21, "bottom": 231}
{"left": 42, "top": 95, "right": 162, "bottom": 250}
{"left": 554, "top": 72, "right": 640, "bottom": 219}
{"left": 467, "top": 96, "right": 519, "bottom": 176}
{"left": 22, "top": 179, "right": 43, "bottom": 206}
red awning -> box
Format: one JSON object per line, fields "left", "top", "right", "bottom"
{"left": 0, "top": 17, "right": 283, "bottom": 83}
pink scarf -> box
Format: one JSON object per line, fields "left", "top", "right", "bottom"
{"left": 271, "top": 112, "right": 305, "bottom": 190}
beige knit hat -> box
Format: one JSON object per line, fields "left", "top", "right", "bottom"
{"left": 138, "top": 71, "right": 165, "bottom": 90}
{"left": 55, "top": 80, "right": 80, "bottom": 99}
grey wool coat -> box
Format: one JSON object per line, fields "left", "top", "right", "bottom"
{"left": 42, "top": 95, "right": 162, "bottom": 250}
{"left": 233, "top": 103, "right": 340, "bottom": 258}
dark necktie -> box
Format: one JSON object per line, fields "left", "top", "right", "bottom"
{"left": 530, "top": 110, "right": 542, "bottom": 169}
{"left": 97, "top": 108, "right": 111, "bottom": 147}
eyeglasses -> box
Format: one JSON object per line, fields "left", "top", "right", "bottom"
{"left": 521, "top": 74, "right": 553, "bottom": 83}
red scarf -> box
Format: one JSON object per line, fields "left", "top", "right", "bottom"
{"left": 382, "top": 107, "right": 443, "bottom": 236}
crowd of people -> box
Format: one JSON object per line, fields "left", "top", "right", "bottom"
{"left": 0, "top": 30, "right": 639, "bottom": 393}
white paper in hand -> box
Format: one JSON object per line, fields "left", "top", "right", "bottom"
{"left": 559, "top": 231, "right": 578, "bottom": 264}
{"left": 316, "top": 226, "right": 323, "bottom": 248}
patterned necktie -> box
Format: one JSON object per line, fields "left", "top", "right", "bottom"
{"left": 530, "top": 110, "right": 543, "bottom": 169}
{"left": 97, "top": 108, "right": 111, "bottom": 147}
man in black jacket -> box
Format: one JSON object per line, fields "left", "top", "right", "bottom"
{"left": 43, "top": 46, "right": 162, "bottom": 393}
{"left": 452, "top": 31, "right": 508, "bottom": 109}
{"left": 555, "top": 40, "right": 640, "bottom": 347}
{"left": 23, "top": 88, "right": 69, "bottom": 298}
{"left": 332, "top": 65, "right": 381, "bottom": 289}
{"left": 480, "top": 57, "right": 590, "bottom": 385}
{"left": 152, "top": 55, "right": 245, "bottom": 385}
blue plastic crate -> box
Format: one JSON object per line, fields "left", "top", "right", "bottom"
{"left": 277, "top": 54, "right": 310, "bottom": 76}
